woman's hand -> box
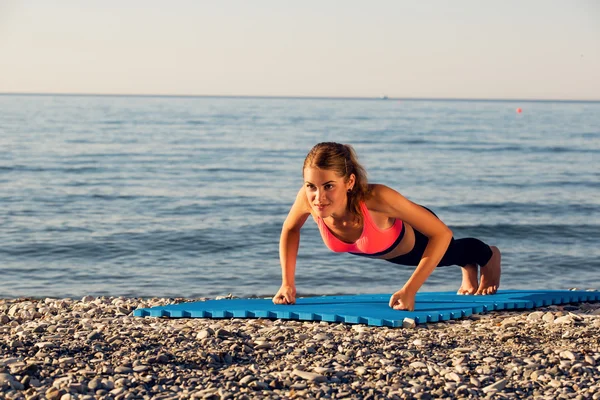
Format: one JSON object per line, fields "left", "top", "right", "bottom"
{"left": 389, "top": 288, "right": 416, "bottom": 311}
{"left": 273, "top": 285, "right": 297, "bottom": 305}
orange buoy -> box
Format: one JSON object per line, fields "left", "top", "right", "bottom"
{"left": 516, "top": 108, "right": 522, "bottom": 113}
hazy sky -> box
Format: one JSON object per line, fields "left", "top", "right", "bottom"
{"left": 1, "top": 0, "right": 598, "bottom": 99}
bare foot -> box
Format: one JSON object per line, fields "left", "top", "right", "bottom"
{"left": 476, "top": 246, "right": 501, "bottom": 295}
{"left": 457, "top": 264, "right": 478, "bottom": 295}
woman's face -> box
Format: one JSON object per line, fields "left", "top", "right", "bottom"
{"left": 303, "top": 167, "right": 354, "bottom": 218}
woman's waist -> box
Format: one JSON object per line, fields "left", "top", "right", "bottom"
{"left": 351, "top": 224, "right": 416, "bottom": 259}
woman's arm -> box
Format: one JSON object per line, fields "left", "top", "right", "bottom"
{"left": 371, "top": 184, "right": 453, "bottom": 309}
{"left": 273, "top": 187, "right": 310, "bottom": 304}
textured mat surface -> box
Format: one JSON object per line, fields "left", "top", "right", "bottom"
{"left": 133, "top": 290, "right": 599, "bottom": 327}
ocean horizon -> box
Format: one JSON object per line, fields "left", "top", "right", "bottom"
{"left": 2, "top": 92, "right": 599, "bottom": 103}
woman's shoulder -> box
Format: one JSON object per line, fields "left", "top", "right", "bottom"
{"left": 364, "top": 184, "right": 403, "bottom": 212}
{"left": 293, "top": 186, "right": 312, "bottom": 213}
{"left": 366, "top": 183, "right": 396, "bottom": 199}
{"left": 282, "top": 187, "right": 313, "bottom": 231}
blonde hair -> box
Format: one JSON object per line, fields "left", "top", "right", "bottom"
{"left": 303, "top": 142, "right": 370, "bottom": 221}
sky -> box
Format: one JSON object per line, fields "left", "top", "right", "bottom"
{"left": 0, "top": 0, "right": 598, "bottom": 100}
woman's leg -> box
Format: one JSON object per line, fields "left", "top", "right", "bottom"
{"left": 439, "top": 237, "right": 495, "bottom": 295}
{"left": 476, "top": 245, "right": 501, "bottom": 295}
{"left": 439, "top": 237, "right": 493, "bottom": 267}
{"left": 386, "top": 206, "right": 501, "bottom": 294}
{"left": 458, "top": 264, "right": 479, "bottom": 295}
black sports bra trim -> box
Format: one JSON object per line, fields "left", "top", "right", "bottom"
{"left": 348, "top": 222, "right": 406, "bottom": 257}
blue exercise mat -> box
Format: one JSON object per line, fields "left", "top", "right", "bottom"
{"left": 133, "top": 290, "right": 599, "bottom": 327}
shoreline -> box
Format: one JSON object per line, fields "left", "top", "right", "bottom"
{"left": 1, "top": 296, "right": 600, "bottom": 399}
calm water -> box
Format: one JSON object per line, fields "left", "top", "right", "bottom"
{"left": 1, "top": 94, "right": 599, "bottom": 299}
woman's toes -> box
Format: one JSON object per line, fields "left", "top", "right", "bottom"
{"left": 474, "top": 286, "right": 497, "bottom": 295}
{"left": 457, "top": 286, "right": 476, "bottom": 295}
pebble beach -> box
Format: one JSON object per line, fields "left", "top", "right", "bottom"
{"left": 1, "top": 294, "right": 600, "bottom": 400}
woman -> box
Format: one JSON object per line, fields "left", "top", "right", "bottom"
{"left": 272, "top": 142, "right": 501, "bottom": 311}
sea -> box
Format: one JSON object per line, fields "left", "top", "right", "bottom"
{"left": 1, "top": 94, "right": 599, "bottom": 299}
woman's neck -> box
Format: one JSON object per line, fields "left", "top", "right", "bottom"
{"left": 329, "top": 208, "right": 359, "bottom": 227}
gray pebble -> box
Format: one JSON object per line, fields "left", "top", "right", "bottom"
{"left": 293, "top": 369, "right": 328, "bottom": 383}
{"left": 0, "top": 373, "right": 15, "bottom": 384}
{"left": 483, "top": 378, "right": 508, "bottom": 393}
{"left": 87, "top": 331, "right": 102, "bottom": 340}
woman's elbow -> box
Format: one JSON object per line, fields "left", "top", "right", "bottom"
{"left": 444, "top": 226, "right": 453, "bottom": 238}
{"left": 281, "top": 224, "right": 301, "bottom": 238}
{"left": 444, "top": 226, "right": 453, "bottom": 240}
{"left": 436, "top": 227, "right": 453, "bottom": 244}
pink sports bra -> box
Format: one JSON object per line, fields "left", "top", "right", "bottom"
{"left": 316, "top": 202, "right": 404, "bottom": 255}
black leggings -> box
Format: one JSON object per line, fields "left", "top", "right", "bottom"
{"left": 386, "top": 207, "right": 493, "bottom": 268}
